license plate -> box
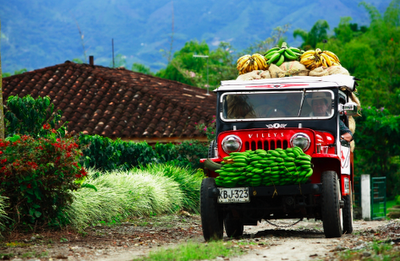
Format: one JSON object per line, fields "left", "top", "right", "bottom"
{"left": 218, "top": 187, "right": 250, "bottom": 203}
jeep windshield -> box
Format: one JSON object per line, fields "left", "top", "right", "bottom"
{"left": 220, "top": 90, "right": 334, "bottom": 121}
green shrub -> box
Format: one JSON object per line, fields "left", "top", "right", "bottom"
{"left": 65, "top": 169, "right": 183, "bottom": 229}
{"left": 79, "top": 135, "right": 208, "bottom": 171}
{"left": 4, "top": 95, "right": 66, "bottom": 138}
{"left": 0, "top": 134, "right": 86, "bottom": 229}
{"left": 174, "top": 140, "right": 208, "bottom": 169}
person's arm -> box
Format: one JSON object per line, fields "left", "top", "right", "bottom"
{"left": 339, "top": 120, "right": 353, "bottom": 142}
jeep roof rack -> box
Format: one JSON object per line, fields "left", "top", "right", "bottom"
{"left": 217, "top": 75, "right": 358, "bottom": 92}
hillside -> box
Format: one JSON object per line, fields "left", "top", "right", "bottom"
{"left": 0, "top": 0, "right": 392, "bottom": 74}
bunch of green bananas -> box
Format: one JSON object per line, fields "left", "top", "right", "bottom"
{"left": 215, "top": 147, "right": 313, "bottom": 187}
{"left": 264, "top": 42, "right": 303, "bottom": 67}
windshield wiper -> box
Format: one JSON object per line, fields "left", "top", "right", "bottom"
{"left": 297, "top": 89, "right": 307, "bottom": 117}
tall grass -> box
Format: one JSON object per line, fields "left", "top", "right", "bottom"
{"left": 65, "top": 169, "right": 184, "bottom": 229}
{"left": 0, "top": 196, "right": 9, "bottom": 232}
{"left": 138, "top": 163, "right": 204, "bottom": 213}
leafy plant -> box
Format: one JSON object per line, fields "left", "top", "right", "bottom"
{"left": 354, "top": 106, "right": 400, "bottom": 198}
{"left": 0, "top": 133, "right": 87, "bottom": 229}
{"left": 4, "top": 95, "right": 66, "bottom": 138}
{"left": 79, "top": 134, "right": 208, "bottom": 171}
{"left": 195, "top": 115, "right": 216, "bottom": 142}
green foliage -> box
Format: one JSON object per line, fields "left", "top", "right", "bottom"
{"left": 293, "top": 20, "right": 330, "bottom": 49}
{"left": 195, "top": 116, "right": 216, "bottom": 142}
{"left": 354, "top": 106, "right": 400, "bottom": 198}
{"left": 134, "top": 241, "right": 245, "bottom": 261}
{"left": 131, "top": 63, "right": 153, "bottom": 75}
{"left": 0, "top": 134, "right": 87, "bottom": 229}
{"left": 322, "top": 0, "right": 400, "bottom": 115}
{"left": 4, "top": 95, "right": 66, "bottom": 138}
{"left": 79, "top": 134, "right": 208, "bottom": 171}
{"left": 155, "top": 40, "right": 237, "bottom": 89}
{"left": 174, "top": 140, "right": 208, "bottom": 169}
{"left": 72, "top": 58, "right": 84, "bottom": 64}
{"left": 65, "top": 168, "right": 185, "bottom": 229}
{"left": 1, "top": 68, "right": 27, "bottom": 78}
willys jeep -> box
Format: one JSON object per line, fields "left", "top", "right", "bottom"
{"left": 200, "top": 75, "right": 359, "bottom": 241}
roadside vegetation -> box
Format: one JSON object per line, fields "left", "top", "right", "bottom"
{"left": 133, "top": 241, "right": 246, "bottom": 261}
{"left": 65, "top": 166, "right": 203, "bottom": 230}
{"left": 338, "top": 240, "right": 400, "bottom": 261}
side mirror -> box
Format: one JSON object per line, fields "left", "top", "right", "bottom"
{"left": 339, "top": 102, "right": 359, "bottom": 116}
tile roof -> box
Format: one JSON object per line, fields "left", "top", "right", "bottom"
{"left": 2, "top": 61, "right": 217, "bottom": 143}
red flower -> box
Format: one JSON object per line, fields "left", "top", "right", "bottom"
{"left": 43, "top": 124, "right": 51, "bottom": 130}
{"left": 0, "top": 151, "right": 2, "bottom": 155}
{"left": 1, "top": 159, "right": 7, "bottom": 164}
{"left": 80, "top": 168, "right": 87, "bottom": 176}
{"left": 27, "top": 184, "right": 32, "bottom": 189}
{"left": 75, "top": 174, "right": 82, "bottom": 178}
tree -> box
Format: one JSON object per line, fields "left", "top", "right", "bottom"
{"left": 155, "top": 40, "right": 237, "bottom": 89}
{"left": 131, "top": 63, "right": 153, "bottom": 75}
{"left": 354, "top": 107, "right": 400, "bottom": 198}
{"left": 293, "top": 20, "right": 330, "bottom": 49}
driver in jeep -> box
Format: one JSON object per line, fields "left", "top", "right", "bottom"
{"left": 308, "top": 92, "right": 353, "bottom": 142}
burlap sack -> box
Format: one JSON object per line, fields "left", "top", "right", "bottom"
{"left": 326, "top": 65, "right": 350, "bottom": 76}
{"left": 279, "top": 61, "right": 309, "bottom": 76}
{"left": 236, "top": 70, "right": 262, "bottom": 81}
{"left": 260, "top": 70, "right": 271, "bottom": 79}
{"left": 309, "top": 66, "right": 329, "bottom": 76}
{"left": 268, "top": 64, "right": 285, "bottom": 78}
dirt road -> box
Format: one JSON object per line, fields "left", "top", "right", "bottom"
{"left": 2, "top": 215, "right": 398, "bottom": 261}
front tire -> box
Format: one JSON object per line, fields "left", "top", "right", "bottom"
{"left": 224, "top": 211, "right": 244, "bottom": 238}
{"left": 321, "top": 171, "right": 343, "bottom": 238}
{"left": 200, "top": 178, "right": 223, "bottom": 241}
{"left": 342, "top": 181, "right": 353, "bottom": 234}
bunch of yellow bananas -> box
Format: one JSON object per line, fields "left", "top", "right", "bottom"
{"left": 300, "top": 48, "right": 341, "bottom": 70}
{"left": 236, "top": 53, "right": 268, "bottom": 74}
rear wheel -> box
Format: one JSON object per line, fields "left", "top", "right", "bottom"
{"left": 343, "top": 181, "right": 353, "bottom": 234}
{"left": 224, "top": 211, "right": 244, "bottom": 238}
{"left": 200, "top": 178, "right": 224, "bottom": 241}
{"left": 321, "top": 171, "right": 343, "bottom": 238}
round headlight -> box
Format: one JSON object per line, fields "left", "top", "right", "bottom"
{"left": 290, "top": 133, "right": 311, "bottom": 151}
{"left": 221, "top": 135, "right": 242, "bottom": 154}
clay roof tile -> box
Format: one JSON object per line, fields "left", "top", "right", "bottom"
{"left": 2, "top": 61, "right": 216, "bottom": 141}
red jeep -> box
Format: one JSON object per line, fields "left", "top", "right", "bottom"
{"left": 200, "top": 75, "right": 359, "bottom": 241}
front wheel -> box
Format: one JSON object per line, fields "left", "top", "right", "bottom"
{"left": 200, "top": 178, "right": 224, "bottom": 241}
{"left": 321, "top": 171, "right": 343, "bottom": 238}
{"left": 342, "top": 181, "right": 353, "bottom": 234}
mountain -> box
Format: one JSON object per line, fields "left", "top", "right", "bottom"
{"left": 0, "top": 0, "right": 393, "bottom": 74}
